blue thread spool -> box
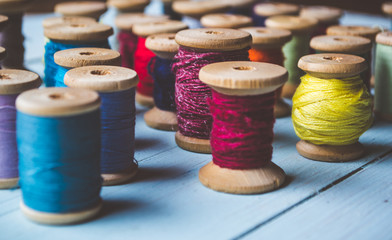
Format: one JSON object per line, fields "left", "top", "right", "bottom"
{"left": 17, "top": 88, "right": 102, "bottom": 225}
{"left": 43, "top": 21, "right": 113, "bottom": 87}
{"left": 54, "top": 1, "right": 108, "bottom": 21}
{"left": 54, "top": 47, "right": 121, "bottom": 87}
{"left": 253, "top": 2, "right": 299, "bottom": 27}
{"left": 0, "top": 70, "right": 41, "bottom": 189}
{"left": 65, "top": 66, "right": 139, "bottom": 186}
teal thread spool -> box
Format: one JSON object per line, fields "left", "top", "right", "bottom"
{"left": 374, "top": 31, "right": 392, "bottom": 121}
{"left": 265, "top": 15, "right": 318, "bottom": 99}
{"left": 54, "top": 1, "right": 108, "bottom": 21}
{"left": 382, "top": 2, "right": 392, "bottom": 30}
{"left": 17, "top": 88, "right": 102, "bottom": 225}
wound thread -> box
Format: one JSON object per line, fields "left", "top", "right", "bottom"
{"left": 375, "top": 42, "right": 392, "bottom": 117}
{"left": 118, "top": 30, "right": 138, "bottom": 69}
{"left": 134, "top": 36, "right": 155, "bottom": 97}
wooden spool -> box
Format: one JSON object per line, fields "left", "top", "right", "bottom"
{"left": 254, "top": 2, "right": 299, "bottom": 18}
{"left": 326, "top": 25, "right": 381, "bottom": 42}
{"left": 0, "top": 0, "right": 31, "bottom": 13}
{"left": 296, "top": 53, "right": 368, "bottom": 162}
{"left": 144, "top": 33, "right": 179, "bottom": 131}
{"left": 64, "top": 65, "right": 139, "bottom": 186}
{"left": 0, "top": 70, "right": 41, "bottom": 189}
{"left": 54, "top": 1, "right": 107, "bottom": 20}
{"left": 310, "top": 35, "right": 372, "bottom": 55}
{"left": 174, "top": 28, "right": 252, "bottom": 153}
{"left": 42, "top": 16, "right": 96, "bottom": 28}
{"left": 172, "top": 0, "right": 230, "bottom": 19}
{"left": 108, "top": 0, "right": 150, "bottom": 12}
{"left": 0, "top": 15, "right": 8, "bottom": 31}
{"left": 265, "top": 15, "right": 318, "bottom": 99}
{"left": 240, "top": 26, "right": 292, "bottom": 118}
{"left": 115, "top": 13, "right": 169, "bottom": 32}
{"left": 16, "top": 87, "right": 102, "bottom": 225}
{"left": 54, "top": 48, "right": 121, "bottom": 69}
{"left": 201, "top": 13, "right": 253, "bottom": 29}
{"left": 383, "top": 2, "right": 392, "bottom": 15}
{"left": 198, "top": 61, "right": 287, "bottom": 194}
{"left": 300, "top": 6, "right": 343, "bottom": 26}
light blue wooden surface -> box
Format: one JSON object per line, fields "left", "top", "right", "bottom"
{"left": 0, "top": 7, "right": 391, "bottom": 240}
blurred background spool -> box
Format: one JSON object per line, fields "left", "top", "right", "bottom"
{"left": 0, "top": 15, "right": 8, "bottom": 32}
{"left": 266, "top": 15, "right": 318, "bottom": 99}
{"left": 294, "top": 54, "right": 373, "bottom": 162}
{"left": 300, "top": 6, "right": 343, "bottom": 37}
{"left": 374, "top": 31, "right": 392, "bottom": 121}
{"left": 54, "top": 1, "right": 108, "bottom": 21}
{"left": 253, "top": 2, "right": 300, "bottom": 27}
{"left": 65, "top": 65, "right": 139, "bottom": 186}
{"left": 107, "top": 0, "right": 150, "bottom": 13}
{"left": 17, "top": 88, "right": 102, "bottom": 225}
{"left": 201, "top": 13, "right": 253, "bottom": 29}
{"left": 144, "top": 33, "right": 179, "bottom": 131}
{"left": 42, "top": 16, "right": 96, "bottom": 29}
{"left": 0, "top": 47, "right": 6, "bottom": 67}
{"left": 198, "top": 61, "right": 287, "bottom": 194}
{"left": 161, "top": 0, "right": 182, "bottom": 20}
{"left": 221, "top": 0, "right": 256, "bottom": 16}
{"left": 241, "top": 27, "right": 292, "bottom": 118}
{"left": 0, "top": 69, "right": 41, "bottom": 189}
{"left": 382, "top": 2, "right": 392, "bottom": 29}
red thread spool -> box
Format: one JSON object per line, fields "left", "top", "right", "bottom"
{"left": 198, "top": 61, "right": 287, "bottom": 194}
{"left": 300, "top": 6, "right": 343, "bottom": 37}
{"left": 241, "top": 27, "right": 292, "bottom": 118}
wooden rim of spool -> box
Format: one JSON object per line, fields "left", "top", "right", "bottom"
{"left": 376, "top": 31, "right": 392, "bottom": 46}
{"left": 199, "top": 61, "right": 288, "bottom": 96}
{"left": 265, "top": 16, "right": 318, "bottom": 34}
{"left": 175, "top": 28, "right": 252, "bottom": 51}
{"left": 200, "top": 14, "right": 253, "bottom": 29}
{"left": 172, "top": 0, "right": 230, "bottom": 18}
{"left": 102, "top": 164, "right": 138, "bottom": 186}
{"left": 65, "top": 66, "right": 139, "bottom": 92}
{"left": 0, "top": 0, "right": 31, "bottom": 13}
{"left": 144, "top": 107, "right": 178, "bottom": 131}
{"left": 44, "top": 22, "right": 113, "bottom": 42}
{"left": 300, "top": 6, "right": 343, "bottom": 23}
{"left": 254, "top": 2, "right": 299, "bottom": 17}
{"left": 221, "top": 0, "right": 256, "bottom": 8}
{"left": 135, "top": 92, "right": 155, "bottom": 108}
{"left": 0, "top": 69, "right": 41, "bottom": 95}
{"left": 240, "top": 27, "right": 292, "bottom": 49}
{"left": 326, "top": 25, "right": 381, "bottom": 41}
{"left": 298, "top": 53, "right": 367, "bottom": 79}
{"left": 310, "top": 35, "right": 372, "bottom": 54}
{"left": 42, "top": 16, "right": 96, "bottom": 28}
{"left": 0, "top": 47, "right": 6, "bottom": 61}
{"left": 296, "top": 140, "right": 365, "bottom": 162}
{"left": 16, "top": 88, "right": 101, "bottom": 117}
{"left": 0, "top": 178, "right": 19, "bottom": 189}
{"left": 54, "top": 1, "right": 107, "bottom": 19}
{"left": 132, "top": 20, "right": 188, "bottom": 38}
{"left": 107, "top": 0, "right": 150, "bottom": 12}
{"left": 20, "top": 200, "right": 102, "bottom": 225}
{"left": 382, "top": 2, "right": 392, "bottom": 15}
{"left": 54, "top": 48, "right": 121, "bottom": 68}
{"left": 115, "top": 13, "right": 169, "bottom": 31}
{"left": 145, "top": 33, "right": 179, "bottom": 59}
{"left": 199, "top": 161, "right": 286, "bottom": 194}
{"left": 0, "top": 15, "right": 8, "bottom": 31}
{"left": 175, "top": 131, "right": 211, "bottom": 154}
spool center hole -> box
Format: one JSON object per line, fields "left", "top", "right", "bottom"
{"left": 70, "top": 24, "right": 86, "bottom": 28}
{"left": 256, "top": 29, "right": 268, "bottom": 34}
{"left": 205, "top": 31, "right": 223, "bottom": 35}
{"left": 79, "top": 52, "right": 94, "bottom": 55}
{"left": 49, "top": 94, "right": 63, "bottom": 99}
{"left": 90, "top": 70, "right": 110, "bottom": 75}
{"left": 0, "top": 74, "right": 11, "bottom": 80}
{"left": 333, "top": 37, "right": 350, "bottom": 42}
{"left": 168, "top": 36, "right": 175, "bottom": 40}
{"left": 233, "top": 66, "right": 255, "bottom": 71}
{"left": 323, "top": 56, "right": 343, "bottom": 62}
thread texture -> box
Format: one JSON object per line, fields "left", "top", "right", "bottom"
{"left": 0, "top": 13, "right": 24, "bottom": 69}
{"left": 134, "top": 37, "right": 155, "bottom": 96}
{"left": 375, "top": 43, "right": 392, "bottom": 115}
{"left": 118, "top": 30, "right": 138, "bottom": 69}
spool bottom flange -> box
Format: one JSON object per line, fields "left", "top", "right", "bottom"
{"left": 175, "top": 131, "right": 211, "bottom": 154}
{"left": 0, "top": 178, "right": 19, "bottom": 189}
{"left": 102, "top": 164, "right": 138, "bottom": 186}
{"left": 281, "top": 82, "right": 299, "bottom": 99}
{"left": 144, "top": 107, "right": 178, "bottom": 131}
{"left": 135, "top": 92, "right": 154, "bottom": 108}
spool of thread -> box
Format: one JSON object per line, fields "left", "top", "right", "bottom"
{"left": 240, "top": 27, "right": 292, "bottom": 118}
{"left": 54, "top": 1, "right": 108, "bottom": 21}
{"left": 201, "top": 13, "right": 253, "bottom": 29}
{"left": 310, "top": 35, "right": 372, "bottom": 90}
{"left": 293, "top": 54, "right": 373, "bottom": 162}
{"left": 17, "top": 88, "right": 102, "bottom": 225}
{"left": 253, "top": 2, "right": 299, "bottom": 27}
{"left": 198, "top": 61, "right": 287, "bottom": 194}
{"left": 326, "top": 25, "right": 381, "bottom": 42}
{"left": 108, "top": 0, "right": 150, "bottom": 13}
{"left": 266, "top": 16, "right": 318, "bottom": 99}
{"left": 43, "top": 22, "right": 113, "bottom": 87}
{"left": 54, "top": 48, "right": 121, "bottom": 87}
{"left": 172, "top": 0, "right": 230, "bottom": 29}
{"left": 42, "top": 16, "right": 96, "bottom": 29}
{"left": 300, "top": 6, "right": 343, "bottom": 37}
{"left": 0, "top": 15, "right": 8, "bottom": 31}
{"left": 161, "top": 0, "right": 182, "bottom": 20}
{"left": 382, "top": 2, "right": 392, "bottom": 30}
{"left": 222, "top": 0, "right": 256, "bottom": 16}
{"left": 0, "top": 70, "right": 41, "bottom": 189}
{"left": 172, "top": 28, "right": 251, "bottom": 153}
{"left": 374, "top": 31, "right": 392, "bottom": 121}
{"left": 144, "top": 33, "right": 179, "bottom": 131}
{"left": 65, "top": 65, "right": 139, "bottom": 186}
{"left": 132, "top": 20, "right": 188, "bottom": 108}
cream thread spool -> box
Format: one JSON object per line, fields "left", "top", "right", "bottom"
{"left": 54, "top": 1, "right": 108, "bottom": 21}
{"left": 201, "top": 13, "right": 253, "bottom": 29}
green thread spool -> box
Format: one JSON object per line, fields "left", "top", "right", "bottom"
{"left": 375, "top": 31, "right": 392, "bottom": 121}
{"left": 265, "top": 16, "right": 318, "bottom": 99}
{"left": 382, "top": 2, "right": 392, "bottom": 30}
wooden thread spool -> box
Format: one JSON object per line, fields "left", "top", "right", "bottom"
{"left": 108, "top": 0, "right": 150, "bottom": 12}
{"left": 42, "top": 16, "right": 96, "bottom": 29}
{"left": 144, "top": 33, "right": 179, "bottom": 131}
{"left": 266, "top": 16, "right": 318, "bottom": 99}
{"left": 254, "top": 2, "right": 299, "bottom": 26}
{"left": 54, "top": 1, "right": 108, "bottom": 21}
{"left": 132, "top": 20, "right": 188, "bottom": 108}
{"left": 326, "top": 25, "right": 381, "bottom": 42}
{"left": 0, "top": 69, "right": 41, "bottom": 189}
{"left": 173, "top": 28, "right": 251, "bottom": 153}
{"left": 296, "top": 53, "right": 370, "bottom": 162}
{"left": 221, "top": 0, "right": 256, "bottom": 15}
{"left": 0, "top": 14, "right": 8, "bottom": 31}
{"left": 172, "top": 0, "right": 230, "bottom": 29}
{"left": 240, "top": 27, "right": 292, "bottom": 118}
{"left": 300, "top": 6, "right": 343, "bottom": 37}
{"left": 198, "top": 61, "right": 287, "bottom": 194}
{"left": 17, "top": 88, "right": 102, "bottom": 225}
{"left": 383, "top": 2, "right": 392, "bottom": 30}
{"left": 201, "top": 13, "right": 253, "bottom": 29}
{"left": 65, "top": 65, "right": 139, "bottom": 186}
{"left": 115, "top": 13, "right": 169, "bottom": 33}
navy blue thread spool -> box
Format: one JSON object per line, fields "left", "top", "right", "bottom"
{"left": 65, "top": 65, "right": 139, "bottom": 186}
{"left": 54, "top": 1, "right": 108, "bottom": 21}
{"left": 17, "top": 88, "right": 102, "bottom": 225}
{"left": 253, "top": 2, "right": 299, "bottom": 27}
{"left": 200, "top": 13, "right": 253, "bottom": 29}
{"left": 54, "top": 47, "right": 121, "bottom": 87}
{"left": 43, "top": 21, "right": 113, "bottom": 87}
{"left": 0, "top": 70, "right": 41, "bottom": 189}
{"left": 144, "top": 33, "right": 178, "bottom": 131}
